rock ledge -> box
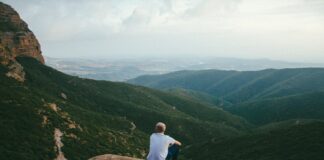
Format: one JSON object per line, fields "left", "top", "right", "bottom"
{"left": 89, "top": 154, "right": 143, "bottom": 160}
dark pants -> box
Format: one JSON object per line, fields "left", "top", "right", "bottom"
{"left": 166, "top": 144, "right": 180, "bottom": 160}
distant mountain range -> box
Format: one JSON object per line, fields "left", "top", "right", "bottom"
{"left": 128, "top": 68, "right": 324, "bottom": 125}
{"left": 129, "top": 68, "right": 324, "bottom": 102}
{"left": 46, "top": 56, "right": 324, "bottom": 82}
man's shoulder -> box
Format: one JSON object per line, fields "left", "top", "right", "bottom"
{"left": 150, "top": 133, "right": 159, "bottom": 138}
{"left": 166, "top": 135, "right": 175, "bottom": 140}
{"left": 151, "top": 133, "right": 158, "bottom": 136}
{"left": 150, "top": 133, "right": 173, "bottom": 139}
{"left": 164, "top": 134, "right": 172, "bottom": 138}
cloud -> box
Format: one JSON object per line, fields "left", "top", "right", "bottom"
{"left": 4, "top": 0, "right": 242, "bottom": 38}
{"left": 2, "top": 0, "right": 324, "bottom": 62}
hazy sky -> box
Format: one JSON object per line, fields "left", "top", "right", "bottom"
{"left": 3, "top": 0, "right": 324, "bottom": 62}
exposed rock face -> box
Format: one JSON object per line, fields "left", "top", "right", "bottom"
{"left": 54, "top": 128, "right": 67, "bottom": 160}
{"left": 5, "top": 60, "right": 25, "bottom": 82}
{"left": 61, "top": 93, "right": 68, "bottom": 100}
{"left": 0, "top": 2, "right": 44, "bottom": 65}
{"left": 89, "top": 154, "right": 143, "bottom": 160}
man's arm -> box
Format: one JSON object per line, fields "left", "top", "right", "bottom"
{"left": 174, "top": 140, "right": 181, "bottom": 146}
{"left": 168, "top": 135, "right": 182, "bottom": 146}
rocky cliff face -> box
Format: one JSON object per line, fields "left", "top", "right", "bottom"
{"left": 0, "top": 2, "right": 44, "bottom": 65}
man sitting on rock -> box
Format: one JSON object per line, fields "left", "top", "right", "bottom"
{"left": 147, "top": 122, "right": 182, "bottom": 160}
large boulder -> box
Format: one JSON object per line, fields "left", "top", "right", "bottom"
{"left": 89, "top": 154, "right": 143, "bottom": 160}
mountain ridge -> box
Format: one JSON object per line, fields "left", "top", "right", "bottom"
{"left": 128, "top": 68, "right": 324, "bottom": 103}
{"left": 128, "top": 68, "right": 324, "bottom": 127}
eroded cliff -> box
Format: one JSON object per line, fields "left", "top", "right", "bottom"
{"left": 0, "top": 2, "right": 44, "bottom": 65}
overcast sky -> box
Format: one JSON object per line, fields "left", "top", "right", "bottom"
{"left": 3, "top": 0, "right": 324, "bottom": 62}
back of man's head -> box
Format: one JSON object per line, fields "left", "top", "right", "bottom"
{"left": 155, "top": 122, "right": 166, "bottom": 133}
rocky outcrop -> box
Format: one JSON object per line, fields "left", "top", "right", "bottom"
{"left": 89, "top": 154, "right": 143, "bottom": 160}
{"left": 0, "top": 2, "right": 44, "bottom": 65}
{"left": 5, "top": 60, "right": 25, "bottom": 82}
{"left": 54, "top": 128, "right": 67, "bottom": 160}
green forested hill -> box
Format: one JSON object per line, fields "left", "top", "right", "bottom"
{"left": 228, "top": 92, "right": 324, "bottom": 125}
{"left": 128, "top": 68, "right": 324, "bottom": 103}
{"left": 166, "top": 88, "right": 233, "bottom": 108}
{"left": 129, "top": 68, "right": 324, "bottom": 127}
{"left": 184, "top": 120, "right": 324, "bottom": 160}
{"left": 0, "top": 57, "right": 248, "bottom": 160}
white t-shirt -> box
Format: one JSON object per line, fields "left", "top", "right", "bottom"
{"left": 147, "top": 133, "right": 176, "bottom": 160}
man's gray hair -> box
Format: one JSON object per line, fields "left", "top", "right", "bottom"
{"left": 155, "top": 122, "right": 166, "bottom": 133}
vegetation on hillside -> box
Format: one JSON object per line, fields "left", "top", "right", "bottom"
{"left": 129, "top": 68, "right": 324, "bottom": 103}
{"left": 129, "top": 68, "right": 324, "bottom": 160}
{"left": 166, "top": 88, "right": 232, "bottom": 108}
{"left": 129, "top": 69, "right": 324, "bottom": 126}
{"left": 2, "top": 58, "right": 324, "bottom": 160}
{"left": 228, "top": 92, "right": 324, "bottom": 125}
{"left": 184, "top": 121, "right": 324, "bottom": 160}
{"left": 0, "top": 57, "right": 248, "bottom": 159}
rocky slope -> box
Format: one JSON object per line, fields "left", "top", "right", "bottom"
{"left": 0, "top": 2, "right": 44, "bottom": 65}
{"left": 89, "top": 154, "right": 142, "bottom": 160}
{"left": 0, "top": 2, "right": 45, "bottom": 82}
